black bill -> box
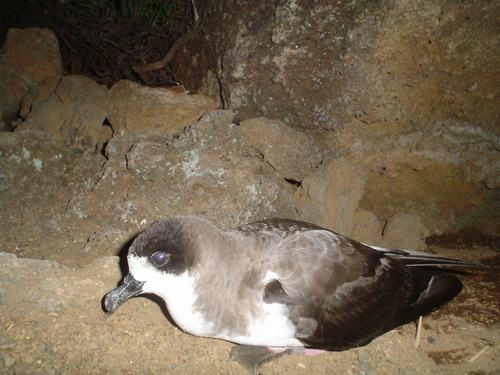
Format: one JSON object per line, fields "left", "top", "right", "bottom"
{"left": 104, "top": 274, "right": 145, "bottom": 314}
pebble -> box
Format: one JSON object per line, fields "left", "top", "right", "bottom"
{"left": 3, "top": 354, "right": 15, "bottom": 367}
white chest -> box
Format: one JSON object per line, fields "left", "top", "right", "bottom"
{"left": 215, "top": 301, "right": 302, "bottom": 347}
{"left": 129, "top": 255, "right": 302, "bottom": 346}
{"left": 150, "top": 272, "right": 215, "bottom": 336}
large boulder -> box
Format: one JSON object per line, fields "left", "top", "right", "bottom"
{"left": 107, "top": 80, "right": 218, "bottom": 135}
{"left": 0, "top": 28, "right": 62, "bottom": 84}
{"left": 294, "top": 121, "right": 499, "bottom": 243}
{"left": 175, "top": 0, "right": 499, "bottom": 135}
{"left": 15, "top": 75, "right": 111, "bottom": 151}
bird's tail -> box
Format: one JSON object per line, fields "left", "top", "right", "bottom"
{"left": 387, "top": 268, "right": 463, "bottom": 330}
{"left": 365, "top": 245, "right": 485, "bottom": 268}
{"left": 366, "top": 244, "right": 485, "bottom": 327}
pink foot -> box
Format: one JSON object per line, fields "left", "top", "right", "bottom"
{"left": 304, "top": 348, "right": 327, "bottom": 356}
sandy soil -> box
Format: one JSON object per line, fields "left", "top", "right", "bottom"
{"left": 0, "top": 235, "right": 498, "bottom": 375}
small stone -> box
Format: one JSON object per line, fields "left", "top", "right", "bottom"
{"left": 22, "top": 355, "right": 33, "bottom": 364}
{"left": 3, "top": 354, "right": 15, "bottom": 367}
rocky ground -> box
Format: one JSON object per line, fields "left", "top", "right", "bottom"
{"left": 0, "top": 232, "right": 498, "bottom": 375}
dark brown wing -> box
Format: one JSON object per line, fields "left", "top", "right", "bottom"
{"left": 262, "top": 228, "right": 462, "bottom": 350}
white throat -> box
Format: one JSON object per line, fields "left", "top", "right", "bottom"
{"left": 127, "top": 254, "right": 214, "bottom": 336}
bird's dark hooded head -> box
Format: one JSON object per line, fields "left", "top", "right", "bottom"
{"left": 129, "top": 217, "right": 199, "bottom": 276}
{"left": 104, "top": 216, "right": 214, "bottom": 314}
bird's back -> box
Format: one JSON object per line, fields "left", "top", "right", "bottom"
{"left": 232, "top": 219, "right": 471, "bottom": 350}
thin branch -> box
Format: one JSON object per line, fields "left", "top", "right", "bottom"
{"left": 135, "top": 26, "right": 200, "bottom": 85}
{"left": 135, "top": 0, "right": 202, "bottom": 85}
{"left": 191, "top": 0, "right": 199, "bottom": 24}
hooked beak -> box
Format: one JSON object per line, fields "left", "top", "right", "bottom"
{"left": 104, "top": 274, "right": 145, "bottom": 314}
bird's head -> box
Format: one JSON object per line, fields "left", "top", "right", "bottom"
{"left": 103, "top": 216, "right": 201, "bottom": 314}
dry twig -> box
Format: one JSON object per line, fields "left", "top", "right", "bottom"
{"left": 468, "top": 345, "right": 489, "bottom": 363}
{"left": 414, "top": 316, "right": 423, "bottom": 349}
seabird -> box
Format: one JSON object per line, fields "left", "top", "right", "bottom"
{"left": 104, "top": 216, "right": 483, "bottom": 372}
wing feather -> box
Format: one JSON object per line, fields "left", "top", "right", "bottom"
{"left": 236, "top": 219, "right": 480, "bottom": 350}
{"left": 260, "top": 229, "right": 415, "bottom": 349}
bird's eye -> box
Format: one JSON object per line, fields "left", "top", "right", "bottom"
{"left": 151, "top": 252, "right": 170, "bottom": 267}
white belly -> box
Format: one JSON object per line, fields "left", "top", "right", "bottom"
{"left": 215, "top": 301, "right": 303, "bottom": 347}
{"left": 161, "top": 277, "right": 301, "bottom": 346}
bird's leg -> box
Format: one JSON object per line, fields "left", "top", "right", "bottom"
{"left": 230, "top": 345, "right": 318, "bottom": 373}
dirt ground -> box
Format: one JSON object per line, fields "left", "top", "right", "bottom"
{"left": 0, "top": 231, "right": 498, "bottom": 375}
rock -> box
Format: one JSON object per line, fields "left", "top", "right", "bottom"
{"left": 350, "top": 208, "right": 383, "bottom": 246}
{"left": 0, "top": 129, "right": 105, "bottom": 264}
{"left": 170, "top": 0, "right": 499, "bottom": 235}
{"left": 0, "top": 28, "right": 62, "bottom": 83}
{"left": 0, "top": 251, "right": 121, "bottom": 317}
{"left": 18, "top": 76, "right": 60, "bottom": 119}
{"left": 294, "top": 158, "right": 367, "bottom": 236}
{"left": 359, "top": 136, "right": 495, "bottom": 235}
{"left": 237, "top": 117, "right": 322, "bottom": 181}
{"left": 176, "top": 0, "right": 499, "bottom": 134}
{"left": 381, "top": 212, "right": 430, "bottom": 250}
{"left": 0, "top": 60, "right": 34, "bottom": 131}
{"left": 1, "top": 110, "right": 296, "bottom": 266}
{"left": 15, "top": 75, "right": 111, "bottom": 151}
{"left": 326, "top": 118, "right": 500, "bottom": 235}
{"left": 76, "top": 110, "right": 296, "bottom": 232}
{"left": 107, "top": 80, "right": 218, "bottom": 135}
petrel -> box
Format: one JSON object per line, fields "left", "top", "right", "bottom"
{"left": 104, "top": 216, "right": 483, "bottom": 372}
